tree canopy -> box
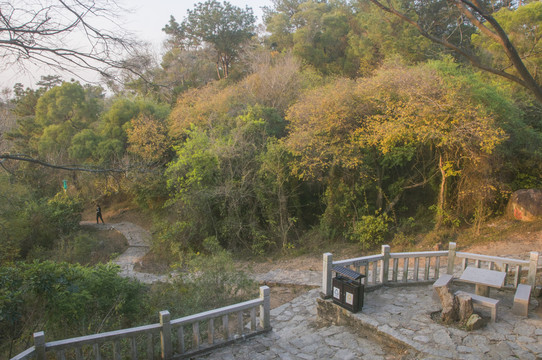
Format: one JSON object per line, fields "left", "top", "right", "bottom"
{"left": 163, "top": 0, "right": 256, "bottom": 79}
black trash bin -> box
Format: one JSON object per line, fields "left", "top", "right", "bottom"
{"left": 332, "top": 266, "right": 365, "bottom": 313}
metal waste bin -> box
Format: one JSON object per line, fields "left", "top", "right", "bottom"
{"left": 332, "top": 266, "right": 365, "bottom": 313}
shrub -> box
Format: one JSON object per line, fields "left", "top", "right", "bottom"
{"left": 350, "top": 212, "right": 391, "bottom": 250}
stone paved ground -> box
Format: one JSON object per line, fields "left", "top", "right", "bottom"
{"left": 196, "top": 289, "right": 412, "bottom": 360}
{"left": 349, "top": 283, "right": 542, "bottom": 360}
{"left": 198, "top": 284, "right": 542, "bottom": 360}
{"left": 83, "top": 221, "right": 542, "bottom": 359}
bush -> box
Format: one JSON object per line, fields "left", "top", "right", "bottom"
{"left": 349, "top": 212, "right": 391, "bottom": 250}
{"left": 0, "top": 261, "right": 146, "bottom": 358}
{"left": 147, "top": 237, "right": 257, "bottom": 318}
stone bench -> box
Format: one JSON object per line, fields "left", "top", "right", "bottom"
{"left": 455, "top": 290, "right": 499, "bottom": 323}
{"left": 432, "top": 274, "right": 454, "bottom": 301}
{"left": 511, "top": 284, "right": 531, "bottom": 317}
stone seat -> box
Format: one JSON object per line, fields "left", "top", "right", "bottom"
{"left": 511, "top": 284, "right": 531, "bottom": 317}
{"left": 455, "top": 290, "right": 499, "bottom": 323}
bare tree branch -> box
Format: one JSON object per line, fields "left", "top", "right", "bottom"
{"left": 0, "top": 153, "right": 124, "bottom": 173}
{"left": 0, "top": 0, "right": 145, "bottom": 83}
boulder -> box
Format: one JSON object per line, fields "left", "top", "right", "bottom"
{"left": 506, "top": 189, "right": 542, "bottom": 221}
{"left": 466, "top": 314, "right": 485, "bottom": 331}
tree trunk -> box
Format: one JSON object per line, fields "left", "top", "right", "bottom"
{"left": 436, "top": 154, "right": 446, "bottom": 228}
{"left": 457, "top": 293, "right": 474, "bottom": 322}
{"left": 376, "top": 164, "right": 384, "bottom": 211}
{"left": 435, "top": 284, "right": 458, "bottom": 324}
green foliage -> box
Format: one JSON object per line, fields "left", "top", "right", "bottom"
{"left": 0, "top": 175, "right": 32, "bottom": 264}
{"left": 350, "top": 212, "right": 391, "bottom": 250}
{"left": 44, "top": 192, "right": 83, "bottom": 234}
{"left": 0, "top": 261, "right": 145, "bottom": 357}
{"left": 165, "top": 0, "right": 256, "bottom": 79}
{"left": 147, "top": 237, "right": 257, "bottom": 317}
{"left": 0, "top": 173, "right": 83, "bottom": 264}
{"left": 164, "top": 103, "right": 300, "bottom": 255}
{"left": 471, "top": 2, "right": 542, "bottom": 86}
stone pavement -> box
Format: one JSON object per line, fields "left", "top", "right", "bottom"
{"left": 196, "top": 289, "right": 412, "bottom": 360}
{"left": 341, "top": 283, "right": 542, "bottom": 360}
{"left": 197, "top": 283, "right": 541, "bottom": 360}
{"left": 81, "top": 221, "right": 542, "bottom": 359}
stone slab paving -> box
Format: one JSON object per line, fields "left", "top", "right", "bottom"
{"left": 196, "top": 289, "right": 411, "bottom": 359}
{"left": 343, "top": 283, "right": 541, "bottom": 360}
{"left": 197, "top": 283, "right": 541, "bottom": 360}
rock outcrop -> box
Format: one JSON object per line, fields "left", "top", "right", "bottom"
{"left": 506, "top": 189, "right": 542, "bottom": 221}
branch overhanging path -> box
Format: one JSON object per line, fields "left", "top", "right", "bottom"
{"left": 0, "top": 154, "right": 125, "bottom": 173}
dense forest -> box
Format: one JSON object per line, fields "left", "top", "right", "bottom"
{"left": 1, "top": 0, "right": 541, "bottom": 356}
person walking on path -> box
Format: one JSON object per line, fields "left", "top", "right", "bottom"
{"left": 96, "top": 204, "right": 104, "bottom": 224}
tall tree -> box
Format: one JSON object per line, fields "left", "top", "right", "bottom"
{"left": 163, "top": 0, "right": 256, "bottom": 79}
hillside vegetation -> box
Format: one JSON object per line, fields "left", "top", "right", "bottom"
{"left": 1, "top": 0, "right": 542, "bottom": 357}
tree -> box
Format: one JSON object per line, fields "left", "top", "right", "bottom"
{"left": 285, "top": 62, "right": 510, "bottom": 232}
{"left": 365, "top": 0, "right": 542, "bottom": 103}
{"left": 164, "top": 0, "right": 256, "bottom": 79}
{"left": 471, "top": 2, "right": 542, "bottom": 87}
{"left": 0, "top": 0, "right": 140, "bottom": 81}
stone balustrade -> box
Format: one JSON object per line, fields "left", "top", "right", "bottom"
{"left": 11, "top": 286, "right": 271, "bottom": 360}
{"left": 322, "top": 242, "right": 539, "bottom": 298}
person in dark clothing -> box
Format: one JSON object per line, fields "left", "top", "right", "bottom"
{"left": 96, "top": 204, "right": 104, "bottom": 224}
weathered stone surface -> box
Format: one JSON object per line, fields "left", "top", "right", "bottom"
{"left": 466, "top": 314, "right": 484, "bottom": 331}
{"left": 457, "top": 294, "right": 473, "bottom": 322}
{"left": 435, "top": 285, "right": 458, "bottom": 324}
{"left": 506, "top": 189, "right": 542, "bottom": 221}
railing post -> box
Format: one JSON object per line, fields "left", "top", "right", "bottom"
{"left": 380, "top": 245, "right": 390, "bottom": 284}
{"left": 447, "top": 242, "right": 456, "bottom": 275}
{"left": 34, "top": 331, "right": 46, "bottom": 360}
{"left": 259, "top": 286, "right": 271, "bottom": 330}
{"left": 527, "top": 251, "right": 539, "bottom": 293}
{"left": 160, "top": 310, "right": 172, "bottom": 359}
{"left": 322, "top": 252, "right": 333, "bottom": 298}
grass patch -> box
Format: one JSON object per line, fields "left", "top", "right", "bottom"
{"left": 52, "top": 227, "right": 128, "bottom": 265}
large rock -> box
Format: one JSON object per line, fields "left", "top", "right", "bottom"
{"left": 506, "top": 189, "right": 542, "bottom": 221}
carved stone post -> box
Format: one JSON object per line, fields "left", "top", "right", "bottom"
{"left": 260, "top": 286, "right": 271, "bottom": 330}
{"left": 160, "top": 310, "right": 172, "bottom": 359}
{"left": 527, "top": 252, "right": 539, "bottom": 292}
{"left": 380, "top": 245, "right": 390, "bottom": 284}
{"left": 322, "top": 253, "right": 333, "bottom": 298}
{"left": 34, "top": 331, "right": 46, "bottom": 360}
{"left": 447, "top": 242, "right": 457, "bottom": 275}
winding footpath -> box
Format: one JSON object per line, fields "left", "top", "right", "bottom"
{"left": 80, "top": 221, "right": 169, "bottom": 283}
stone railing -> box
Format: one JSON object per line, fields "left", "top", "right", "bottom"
{"left": 11, "top": 286, "right": 270, "bottom": 360}
{"left": 322, "top": 243, "right": 539, "bottom": 297}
